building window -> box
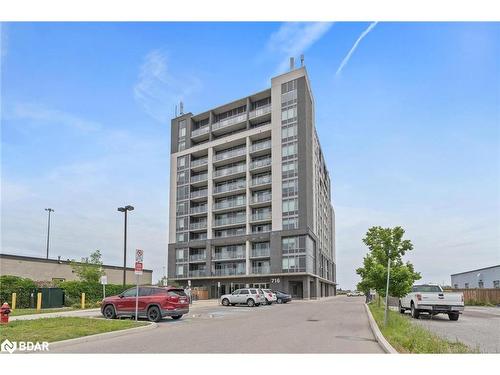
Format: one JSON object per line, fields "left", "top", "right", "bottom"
{"left": 282, "top": 160, "right": 298, "bottom": 178}
{"left": 282, "top": 217, "right": 298, "bottom": 230}
{"left": 283, "top": 198, "right": 298, "bottom": 215}
{"left": 177, "top": 155, "right": 188, "bottom": 170}
{"left": 282, "top": 179, "right": 298, "bottom": 197}
{"left": 178, "top": 141, "right": 186, "bottom": 151}
{"left": 464, "top": 283, "right": 469, "bottom": 289}
{"left": 494, "top": 280, "right": 500, "bottom": 288}
{"left": 176, "top": 201, "right": 188, "bottom": 216}
{"left": 178, "top": 120, "right": 187, "bottom": 138}
{"left": 478, "top": 281, "right": 484, "bottom": 289}
{"left": 177, "top": 170, "right": 188, "bottom": 185}
{"left": 453, "top": 284, "right": 458, "bottom": 289}
{"left": 281, "top": 142, "right": 298, "bottom": 159}
{"left": 176, "top": 233, "right": 188, "bottom": 243}
{"left": 176, "top": 217, "right": 188, "bottom": 231}
{"left": 177, "top": 186, "right": 189, "bottom": 201}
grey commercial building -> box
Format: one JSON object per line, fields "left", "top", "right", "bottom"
{"left": 451, "top": 265, "right": 500, "bottom": 289}
{"left": 167, "top": 65, "right": 336, "bottom": 299}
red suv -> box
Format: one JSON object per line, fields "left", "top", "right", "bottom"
{"left": 101, "top": 286, "right": 189, "bottom": 322}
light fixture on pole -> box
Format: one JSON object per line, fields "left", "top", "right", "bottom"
{"left": 44, "top": 208, "right": 54, "bottom": 259}
{"left": 117, "top": 205, "right": 134, "bottom": 286}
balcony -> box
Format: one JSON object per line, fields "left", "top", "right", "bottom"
{"left": 212, "top": 268, "right": 246, "bottom": 277}
{"left": 189, "top": 270, "right": 207, "bottom": 277}
{"left": 252, "top": 193, "right": 272, "bottom": 204}
{"left": 251, "top": 211, "right": 272, "bottom": 222}
{"left": 214, "top": 164, "right": 246, "bottom": 178}
{"left": 212, "top": 114, "right": 247, "bottom": 132}
{"left": 214, "top": 147, "right": 246, "bottom": 162}
{"left": 213, "top": 181, "right": 246, "bottom": 195}
{"left": 213, "top": 200, "right": 246, "bottom": 211}
{"left": 189, "top": 253, "right": 207, "bottom": 262}
{"left": 251, "top": 247, "right": 270, "bottom": 258}
{"left": 190, "top": 205, "right": 207, "bottom": 215}
{"left": 214, "top": 227, "right": 246, "bottom": 238}
{"left": 191, "top": 126, "right": 210, "bottom": 138}
{"left": 251, "top": 175, "right": 272, "bottom": 187}
{"left": 249, "top": 104, "right": 271, "bottom": 119}
{"left": 251, "top": 266, "right": 270, "bottom": 275}
{"left": 250, "top": 158, "right": 272, "bottom": 171}
{"left": 213, "top": 216, "right": 246, "bottom": 227}
{"left": 190, "top": 233, "right": 207, "bottom": 241}
{"left": 191, "top": 173, "right": 208, "bottom": 184}
{"left": 190, "top": 189, "right": 208, "bottom": 199}
{"left": 212, "top": 252, "right": 246, "bottom": 260}
{"left": 191, "top": 158, "right": 208, "bottom": 169}
{"left": 189, "top": 221, "right": 207, "bottom": 230}
{"left": 250, "top": 140, "right": 271, "bottom": 153}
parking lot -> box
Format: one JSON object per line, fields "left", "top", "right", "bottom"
{"left": 50, "top": 296, "right": 384, "bottom": 353}
{"left": 405, "top": 306, "right": 500, "bottom": 353}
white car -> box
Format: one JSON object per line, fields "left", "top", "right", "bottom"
{"left": 399, "top": 284, "right": 464, "bottom": 320}
{"left": 262, "top": 289, "right": 277, "bottom": 305}
{"left": 220, "top": 288, "right": 265, "bottom": 307}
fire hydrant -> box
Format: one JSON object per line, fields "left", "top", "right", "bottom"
{"left": 0, "top": 302, "right": 11, "bottom": 324}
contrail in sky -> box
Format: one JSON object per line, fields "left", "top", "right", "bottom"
{"left": 336, "top": 22, "right": 378, "bottom": 76}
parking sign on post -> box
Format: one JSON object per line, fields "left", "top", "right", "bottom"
{"left": 100, "top": 275, "right": 107, "bottom": 299}
{"left": 134, "top": 249, "right": 144, "bottom": 321}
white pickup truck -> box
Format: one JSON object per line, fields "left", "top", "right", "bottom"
{"left": 399, "top": 284, "right": 464, "bottom": 321}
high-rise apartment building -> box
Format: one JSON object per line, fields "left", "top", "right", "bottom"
{"left": 167, "top": 66, "right": 336, "bottom": 299}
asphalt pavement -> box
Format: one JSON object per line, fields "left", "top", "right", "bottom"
{"left": 49, "top": 296, "right": 384, "bottom": 353}
{"left": 405, "top": 306, "right": 500, "bottom": 353}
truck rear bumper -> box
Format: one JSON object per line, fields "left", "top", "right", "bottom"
{"left": 418, "top": 305, "right": 464, "bottom": 313}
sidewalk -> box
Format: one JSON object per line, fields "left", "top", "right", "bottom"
{"left": 10, "top": 308, "right": 101, "bottom": 321}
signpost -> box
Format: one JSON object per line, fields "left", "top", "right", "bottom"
{"left": 134, "top": 249, "right": 144, "bottom": 322}
{"left": 217, "top": 281, "right": 221, "bottom": 299}
{"left": 100, "top": 275, "right": 107, "bottom": 299}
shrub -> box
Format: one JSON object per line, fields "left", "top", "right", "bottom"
{"left": 0, "top": 275, "right": 37, "bottom": 308}
{"left": 59, "top": 281, "right": 135, "bottom": 305}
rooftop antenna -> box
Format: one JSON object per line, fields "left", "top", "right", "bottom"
{"left": 175, "top": 104, "right": 178, "bottom": 117}
{"left": 180, "top": 101, "right": 184, "bottom": 115}
{"left": 289, "top": 57, "right": 295, "bottom": 71}
{"left": 300, "top": 54, "right": 304, "bottom": 67}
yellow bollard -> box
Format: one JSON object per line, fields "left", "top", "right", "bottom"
{"left": 81, "top": 292, "right": 85, "bottom": 309}
{"left": 11, "top": 293, "right": 17, "bottom": 310}
{"left": 36, "top": 292, "right": 42, "bottom": 311}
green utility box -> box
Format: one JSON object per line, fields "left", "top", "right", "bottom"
{"left": 30, "top": 288, "right": 65, "bottom": 308}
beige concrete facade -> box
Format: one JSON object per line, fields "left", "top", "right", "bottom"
{"left": 0, "top": 254, "right": 153, "bottom": 284}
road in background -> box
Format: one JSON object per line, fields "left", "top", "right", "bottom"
{"left": 51, "top": 296, "right": 383, "bottom": 353}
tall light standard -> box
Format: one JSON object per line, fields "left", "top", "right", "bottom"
{"left": 117, "top": 205, "right": 134, "bottom": 286}
{"left": 44, "top": 208, "right": 54, "bottom": 259}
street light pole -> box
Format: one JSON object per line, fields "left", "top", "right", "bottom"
{"left": 117, "top": 205, "right": 134, "bottom": 286}
{"left": 384, "top": 249, "right": 391, "bottom": 326}
{"left": 45, "top": 208, "right": 54, "bottom": 259}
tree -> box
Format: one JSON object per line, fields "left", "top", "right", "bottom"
{"left": 356, "top": 226, "right": 421, "bottom": 306}
{"left": 71, "top": 250, "right": 105, "bottom": 283}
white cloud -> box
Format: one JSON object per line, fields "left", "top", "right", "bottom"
{"left": 267, "top": 22, "right": 333, "bottom": 74}
{"left": 133, "top": 49, "right": 201, "bottom": 123}
{"left": 336, "top": 22, "right": 378, "bottom": 76}
{"left": 11, "top": 103, "right": 101, "bottom": 132}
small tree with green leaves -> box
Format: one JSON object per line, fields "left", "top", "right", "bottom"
{"left": 356, "top": 226, "right": 421, "bottom": 307}
{"left": 70, "top": 250, "right": 105, "bottom": 283}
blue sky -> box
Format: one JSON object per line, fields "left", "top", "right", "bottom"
{"left": 1, "top": 22, "right": 499, "bottom": 289}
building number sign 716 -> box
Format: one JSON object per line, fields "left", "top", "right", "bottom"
{"left": 271, "top": 278, "right": 280, "bottom": 284}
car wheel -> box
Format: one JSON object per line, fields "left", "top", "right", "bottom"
{"left": 147, "top": 306, "right": 162, "bottom": 322}
{"left": 411, "top": 303, "right": 420, "bottom": 319}
{"left": 247, "top": 298, "right": 255, "bottom": 307}
{"left": 222, "top": 298, "right": 230, "bottom": 306}
{"left": 399, "top": 301, "right": 405, "bottom": 314}
{"left": 267, "top": 301, "right": 272, "bottom": 305}
{"left": 277, "top": 298, "right": 283, "bottom": 304}
{"left": 171, "top": 315, "right": 182, "bottom": 320}
{"left": 448, "top": 313, "right": 459, "bottom": 321}
{"left": 103, "top": 304, "right": 116, "bottom": 319}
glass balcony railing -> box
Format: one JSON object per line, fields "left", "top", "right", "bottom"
{"left": 214, "top": 147, "right": 246, "bottom": 162}
{"left": 213, "top": 268, "right": 246, "bottom": 276}
{"left": 212, "top": 114, "right": 247, "bottom": 131}
{"left": 190, "top": 205, "right": 207, "bottom": 214}
{"left": 191, "top": 158, "right": 208, "bottom": 168}
{"left": 191, "top": 173, "right": 208, "bottom": 183}
{"left": 213, "top": 181, "right": 246, "bottom": 194}
{"left": 251, "top": 266, "right": 271, "bottom": 274}
{"left": 189, "top": 270, "right": 207, "bottom": 277}
{"left": 213, "top": 200, "right": 246, "bottom": 210}
{"left": 214, "top": 164, "right": 246, "bottom": 178}
{"left": 190, "top": 189, "right": 208, "bottom": 199}
{"left": 214, "top": 216, "right": 246, "bottom": 227}
{"left": 252, "top": 194, "right": 272, "bottom": 203}
{"left": 190, "top": 233, "right": 207, "bottom": 241}
{"left": 191, "top": 126, "right": 210, "bottom": 137}
{"left": 190, "top": 221, "right": 207, "bottom": 230}
{"left": 212, "top": 252, "right": 246, "bottom": 260}
{"left": 249, "top": 105, "right": 271, "bottom": 119}
{"left": 189, "top": 253, "right": 207, "bottom": 262}
{"left": 214, "top": 227, "right": 246, "bottom": 238}
{"left": 252, "top": 212, "right": 271, "bottom": 221}
{"left": 251, "top": 175, "right": 272, "bottom": 186}
{"left": 251, "top": 247, "right": 270, "bottom": 257}
{"left": 251, "top": 140, "right": 271, "bottom": 152}
{"left": 250, "top": 158, "right": 271, "bottom": 170}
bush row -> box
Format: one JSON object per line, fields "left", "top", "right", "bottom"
{"left": 0, "top": 275, "right": 135, "bottom": 308}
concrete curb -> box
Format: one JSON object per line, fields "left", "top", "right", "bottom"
{"left": 364, "top": 303, "right": 398, "bottom": 354}
{"left": 48, "top": 321, "right": 157, "bottom": 349}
